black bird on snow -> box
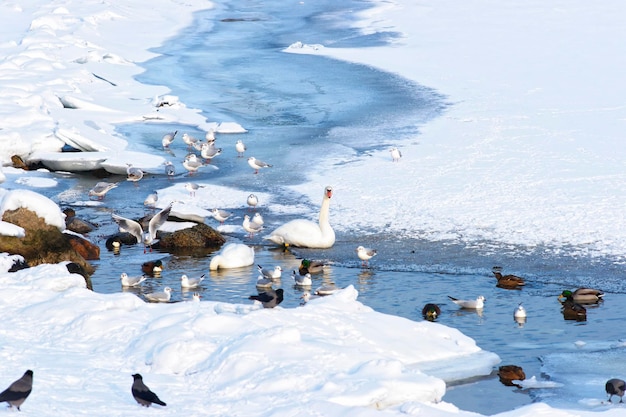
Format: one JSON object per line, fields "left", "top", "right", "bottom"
{"left": 131, "top": 374, "right": 166, "bottom": 407}
{"left": 248, "top": 288, "right": 284, "bottom": 308}
{"left": 606, "top": 378, "right": 626, "bottom": 403}
{"left": 0, "top": 370, "right": 33, "bottom": 411}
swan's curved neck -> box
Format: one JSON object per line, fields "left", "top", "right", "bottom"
{"left": 318, "top": 195, "right": 331, "bottom": 227}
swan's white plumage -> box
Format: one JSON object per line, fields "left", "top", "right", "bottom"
{"left": 209, "top": 243, "right": 255, "bottom": 270}
{"left": 264, "top": 186, "right": 335, "bottom": 249}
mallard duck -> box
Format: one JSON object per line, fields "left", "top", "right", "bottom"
{"left": 141, "top": 259, "right": 163, "bottom": 275}
{"left": 493, "top": 271, "right": 525, "bottom": 288}
{"left": 299, "top": 259, "right": 328, "bottom": 275}
{"left": 422, "top": 303, "right": 441, "bottom": 321}
{"left": 606, "top": 378, "right": 626, "bottom": 403}
{"left": 559, "top": 288, "right": 604, "bottom": 304}
{"left": 559, "top": 291, "right": 587, "bottom": 321}
{"left": 498, "top": 365, "right": 525, "bottom": 387}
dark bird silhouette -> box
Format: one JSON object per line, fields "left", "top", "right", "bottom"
{"left": 248, "top": 288, "right": 284, "bottom": 308}
{"left": 131, "top": 374, "right": 166, "bottom": 407}
{"left": 422, "top": 303, "right": 441, "bottom": 321}
{"left": 0, "top": 370, "right": 33, "bottom": 411}
{"left": 141, "top": 259, "right": 164, "bottom": 275}
{"left": 559, "top": 291, "right": 587, "bottom": 321}
{"left": 606, "top": 378, "right": 626, "bottom": 403}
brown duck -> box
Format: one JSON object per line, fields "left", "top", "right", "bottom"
{"left": 498, "top": 365, "right": 525, "bottom": 387}
{"left": 493, "top": 271, "right": 525, "bottom": 289}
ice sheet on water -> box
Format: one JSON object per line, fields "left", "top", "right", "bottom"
{"left": 536, "top": 344, "right": 626, "bottom": 408}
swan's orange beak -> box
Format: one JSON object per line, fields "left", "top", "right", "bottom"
{"left": 326, "top": 188, "right": 333, "bottom": 198}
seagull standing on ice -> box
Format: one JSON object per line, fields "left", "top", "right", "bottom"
{"left": 211, "top": 208, "right": 232, "bottom": 224}
{"left": 88, "top": 182, "right": 118, "bottom": 200}
{"left": 162, "top": 130, "right": 177, "bottom": 148}
{"left": 180, "top": 274, "right": 205, "bottom": 289}
{"left": 252, "top": 212, "right": 264, "bottom": 226}
{"left": 185, "top": 182, "right": 204, "bottom": 197}
{"left": 356, "top": 245, "right": 377, "bottom": 267}
{"left": 126, "top": 164, "right": 144, "bottom": 184}
{"left": 120, "top": 273, "right": 147, "bottom": 287}
{"left": 182, "top": 154, "right": 203, "bottom": 175}
{"left": 144, "top": 192, "right": 158, "bottom": 208}
{"left": 201, "top": 142, "right": 222, "bottom": 163}
{"left": 205, "top": 128, "right": 216, "bottom": 141}
{"left": 144, "top": 286, "right": 173, "bottom": 303}
{"left": 164, "top": 161, "right": 175, "bottom": 178}
{"left": 448, "top": 295, "right": 486, "bottom": 309}
{"left": 247, "top": 194, "right": 258, "bottom": 210}
{"left": 182, "top": 133, "right": 199, "bottom": 150}
{"left": 112, "top": 203, "right": 173, "bottom": 253}
{"left": 389, "top": 147, "right": 402, "bottom": 162}
{"left": 243, "top": 214, "right": 264, "bottom": 238}
{"left": 235, "top": 139, "right": 246, "bottom": 157}
{"left": 248, "top": 156, "right": 272, "bottom": 174}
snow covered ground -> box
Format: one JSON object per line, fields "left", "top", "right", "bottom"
{"left": 1, "top": 1, "right": 626, "bottom": 416}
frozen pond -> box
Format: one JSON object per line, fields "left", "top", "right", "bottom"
{"left": 14, "top": 0, "right": 626, "bottom": 415}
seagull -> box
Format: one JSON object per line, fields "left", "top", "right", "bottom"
{"left": 164, "top": 161, "right": 176, "bottom": 178}
{"left": 120, "top": 272, "right": 147, "bottom": 287}
{"left": 182, "top": 133, "right": 199, "bottom": 150}
{"left": 257, "top": 265, "right": 282, "bottom": 280}
{"left": 185, "top": 182, "right": 205, "bottom": 197}
{"left": 448, "top": 295, "right": 485, "bottom": 309}
{"left": 112, "top": 203, "right": 173, "bottom": 253}
{"left": 201, "top": 142, "right": 222, "bottom": 163}
{"left": 292, "top": 270, "right": 312, "bottom": 287}
{"left": 300, "top": 291, "right": 311, "bottom": 305}
{"left": 248, "top": 288, "right": 284, "bottom": 308}
{"left": 247, "top": 156, "right": 272, "bottom": 174}
{"left": 205, "top": 128, "right": 216, "bottom": 141}
{"left": 389, "top": 147, "right": 402, "bottom": 162}
{"left": 0, "top": 370, "right": 33, "bottom": 411}
{"left": 192, "top": 292, "right": 201, "bottom": 302}
{"left": 422, "top": 303, "right": 441, "bottom": 321}
{"left": 126, "top": 164, "right": 144, "bottom": 184}
{"left": 356, "top": 246, "right": 377, "bottom": 267}
{"left": 88, "top": 182, "right": 118, "bottom": 200}
{"left": 182, "top": 154, "right": 203, "bottom": 175}
{"left": 252, "top": 212, "right": 264, "bottom": 226}
{"left": 247, "top": 194, "right": 258, "bottom": 210}
{"left": 606, "top": 378, "right": 626, "bottom": 403}
{"left": 131, "top": 374, "right": 167, "bottom": 407}
{"left": 162, "top": 130, "right": 177, "bottom": 148}
{"left": 144, "top": 287, "right": 173, "bottom": 303}
{"left": 144, "top": 192, "right": 158, "bottom": 208}
{"left": 315, "top": 283, "right": 339, "bottom": 296}
{"left": 211, "top": 208, "right": 232, "bottom": 224}
{"left": 235, "top": 139, "right": 246, "bottom": 157}
{"left": 255, "top": 275, "right": 274, "bottom": 288}
{"left": 514, "top": 303, "right": 527, "bottom": 319}
{"left": 180, "top": 274, "right": 205, "bottom": 288}
{"left": 243, "top": 214, "right": 264, "bottom": 238}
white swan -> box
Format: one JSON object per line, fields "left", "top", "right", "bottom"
{"left": 209, "top": 243, "right": 255, "bottom": 270}
{"left": 264, "top": 186, "right": 335, "bottom": 249}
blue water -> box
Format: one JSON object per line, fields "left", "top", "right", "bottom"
{"left": 53, "top": 1, "right": 626, "bottom": 415}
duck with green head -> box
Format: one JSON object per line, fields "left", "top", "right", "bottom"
{"left": 559, "top": 288, "right": 604, "bottom": 304}
{"left": 559, "top": 290, "right": 587, "bottom": 321}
